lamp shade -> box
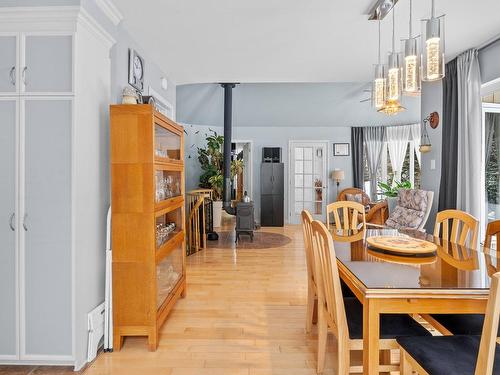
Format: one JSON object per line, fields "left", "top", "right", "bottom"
{"left": 331, "top": 170, "right": 345, "bottom": 181}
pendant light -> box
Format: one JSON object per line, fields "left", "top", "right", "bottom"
{"left": 402, "top": 0, "right": 421, "bottom": 95}
{"left": 421, "top": 0, "right": 445, "bottom": 81}
{"left": 378, "top": 6, "right": 405, "bottom": 115}
{"left": 372, "top": 18, "right": 387, "bottom": 110}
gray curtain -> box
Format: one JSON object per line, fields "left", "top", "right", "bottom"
{"left": 351, "top": 127, "right": 364, "bottom": 189}
{"left": 364, "top": 126, "right": 386, "bottom": 200}
{"left": 456, "top": 49, "right": 482, "bottom": 220}
{"left": 438, "top": 59, "right": 458, "bottom": 212}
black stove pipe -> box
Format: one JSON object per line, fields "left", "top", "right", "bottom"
{"left": 221, "top": 83, "right": 237, "bottom": 215}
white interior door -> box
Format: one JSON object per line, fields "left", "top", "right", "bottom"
{"left": 289, "top": 141, "right": 328, "bottom": 224}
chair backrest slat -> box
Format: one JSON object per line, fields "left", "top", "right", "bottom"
{"left": 301, "top": 210, "right": 315, "bottom": 285}
{"left": 475, "top": 272, "right": 500, "bottom": 375}
{"left": 484, "top": 220, "right": 500, "bottom": 250}
{"left": 434, "top": 209, "right": 479, "bottom": 250}
{"left": 311, "top": 220, "right": 350, "bottom": 344}
{"left": 326, "top": 201, "right": 366, "bottom": 231}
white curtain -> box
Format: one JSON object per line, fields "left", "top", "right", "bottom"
{"left": 386, "top": 125, "right": 411, "bottom": 183}
{"left": 456, "top": 49, "right": 482, "bottom": 220}
{"left": 364, "top": 126, "right": 386, "bottom": 200}
{"left": 409, "top": 123, "right": 421, "bottom": 166}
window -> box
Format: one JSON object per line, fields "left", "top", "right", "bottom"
{"left": 482, "top": 91, "right": 500, "bottom": 228}
{"left": 363, "top": 139, "right": 421, "bottom": 199}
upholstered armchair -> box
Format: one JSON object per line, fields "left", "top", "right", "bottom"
{"left": 385, "top": 189, "right": 434, "bottom": 231}
{"left": 337, "top": 188, "right": 389, "bottom": 226}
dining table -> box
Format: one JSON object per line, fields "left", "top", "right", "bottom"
{"left": 330, "top": 227, "right": 498, "bottom": 375}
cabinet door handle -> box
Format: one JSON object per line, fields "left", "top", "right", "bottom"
{"left": 22, "top": 66, "right": 27, "bottom": 86}
{"left": 9, "top": 213, "right": 15, "bottom": 231}
{"left": 9, "top": 67, "right": 16, "bottom": 86}
{"left": 22, "top": 213, "right": 28, "bottom": 231}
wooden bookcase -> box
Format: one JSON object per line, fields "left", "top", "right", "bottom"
{"left": 110, "top": 104, "right": 186, "bottom": 351}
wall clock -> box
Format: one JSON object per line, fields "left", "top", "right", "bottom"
{"left": 128, "top": 48, "right": 144, "bottom": 91}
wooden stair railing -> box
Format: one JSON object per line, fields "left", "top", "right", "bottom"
{"left": 186, "top": 189, "right": 213, "bottom": 255}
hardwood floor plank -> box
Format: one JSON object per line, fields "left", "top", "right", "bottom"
{"left": 84, "top": 221, "right": 335, "bottom": 374}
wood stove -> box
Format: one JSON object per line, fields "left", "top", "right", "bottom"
{"left": 235, "top": 201, "right": 255, "bottom": 243}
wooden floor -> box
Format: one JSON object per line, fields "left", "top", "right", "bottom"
{"left": 84, "top": 219, "right": 344, "bottom": 375}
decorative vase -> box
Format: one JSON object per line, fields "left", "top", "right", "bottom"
{"left": 212, "top": 200, "right": 223, "bottom": 228}
{"left": 387, "top": 196, "right": 398, "bottom": 213}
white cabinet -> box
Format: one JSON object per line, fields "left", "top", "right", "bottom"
{"left": 0, "top": 35, "right": 18, "bottom": 93}
{"left": 0, "top": 5, "right": 114, "bottom": 368}
{"left": 0, "top": 33, "right": 73, "bottom": 95}
{"left": 23, "top": 99, "right": 73, "bottom": 357}
{"left": 24, "top": 35, "right": 73, "bottom": 94}
{"left": 0, "top": 99, "right": 17, "bottom": 358}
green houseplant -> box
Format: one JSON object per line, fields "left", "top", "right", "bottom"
{"left": 198, "top": 130, "right": 244, "bottom": 226}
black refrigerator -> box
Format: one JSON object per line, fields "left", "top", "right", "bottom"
{"left": 260, "top": 163, "right": 284, "bottom": 227}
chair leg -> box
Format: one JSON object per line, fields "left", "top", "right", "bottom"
{"left": 400, "top": 349, "right": 412, "bottom": 375}
{"left": 306, "top": 284, "right": 315, "bottom": 333}
{"left": 336, "top": 341, "right": 350, "bottom": 375}
{"left": 317, "top": 310, "right": 328, "bottom": 374}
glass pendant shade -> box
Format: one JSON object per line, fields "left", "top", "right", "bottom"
{"left": 378, "top": 98, "right": 405, "bottom": 115}
{"left": 421, "top": 16, "right": 445, "bottom": 81}
{"left": 372, "top": 64, "right": 386, "bottom": 109}
{"left": 402, "top": 38, "right": 421, "bottom": 95}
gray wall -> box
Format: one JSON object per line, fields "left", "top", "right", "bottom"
{"left": 419, "top": 81, "right": 443, "bottom": 232}
{"left": 178, "top": 83, "right": 418, "bottom": 224}
{"left": 184, "top": 123, "right": 352, "bottom": 223}
{"left": 480, "top": 39, "right": 500, "bottom": 84}
{"left": 177, "top": 83, "right": 420, "bottom": 128}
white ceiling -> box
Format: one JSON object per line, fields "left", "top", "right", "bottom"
{"left": 116, "top": 0, "right": 500, "bottom": 85}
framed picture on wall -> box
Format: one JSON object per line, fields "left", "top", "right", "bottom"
{"left": 333, "top": 143, "right": 350, "bottom": 156}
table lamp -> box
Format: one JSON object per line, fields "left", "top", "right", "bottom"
{"left": 331, "top": 169, "right": 345, "bottom": 198}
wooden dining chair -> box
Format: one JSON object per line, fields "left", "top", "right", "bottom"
{"left": 326, "top": 201, "right": 366, "bottom": 231}
{"left": 310, "top": 220, "right": 431, "bottom": 374}
{"left": 301, "top": 210, "right": 317, "bottom": 333}
{"left": 398, "top": 271, "right": 500, "bottom": 375}
{"left": 424, "top": 220, "right": 500, "bottom": 337}
{"left": 433, "top": 209, "right": 479, "bottom": 250}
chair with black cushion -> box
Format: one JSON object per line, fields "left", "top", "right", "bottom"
{"left": 310, "top": 220, "right": 431, "bottom": 374}
{"left": 424, "top": 219, "right": 494, "bottom": 336}
{"left": 398, "top": 271, "right": 500, "bottom": 375}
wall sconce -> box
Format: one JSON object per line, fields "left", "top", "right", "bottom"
{"left": 419, "top": 112, "right": 439, "bottom": 153}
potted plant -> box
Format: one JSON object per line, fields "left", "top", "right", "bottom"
{"left": 198, "top": 130, "right": 244, "bottom": 227}
{"left": 378, "top": 180, "right": 412, "bottom": 213}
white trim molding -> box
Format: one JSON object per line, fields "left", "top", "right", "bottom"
{"left": 0, "top": 6, "right": 80, "bottom": 33}
{"left": 78, "top": 7, "right": 116, "bottom": 48}
{"left": 94, "top": 0, "right": 123, "bottom": 26}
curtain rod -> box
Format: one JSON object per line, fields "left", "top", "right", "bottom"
{"left": 478, "top": 34, "right": 500, "bottom": 51}
{"left": 351, "top": 123, "right": 420, "bottom": 128}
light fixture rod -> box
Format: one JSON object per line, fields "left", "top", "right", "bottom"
{"left": 431, "top": 0, "right": 436, "bottom": 19}
{"left": 409, "top": 0, "right": 413, "bottom": 38}
{"left": 392, "top": 7, "right": 395, "bottom": 53}
{"left": 378, "top": 19, "right": 381, "bottom": 63}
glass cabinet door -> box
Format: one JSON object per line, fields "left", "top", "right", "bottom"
{"left": 154, "top": 123, "right": 182, "bottom": 161}
{"left": 155, "top": 205, "right": 183, "bottom": 249}
{"left": 155, "top": 170, "right": 182, "bottom": 203}
{"left": 156, "top": 243, "right": 184, "bottom": 309}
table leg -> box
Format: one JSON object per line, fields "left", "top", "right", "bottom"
{"left": 363, "top": 298, "right": 380, "bottom": 375}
